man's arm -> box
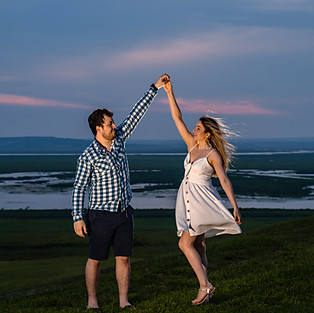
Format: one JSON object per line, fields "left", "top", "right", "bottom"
{"left": 72, "top": 157, "right": 92, "bottom": 237}
{"left": 117, "top": 74, "right": 169, "bottom": 141}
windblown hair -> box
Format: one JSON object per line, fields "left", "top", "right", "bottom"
{"left": 88, "top": 108, "right": 113, "bottom": 136}
{"left": 199, "top": 116, "right": 236, "bottom": 172}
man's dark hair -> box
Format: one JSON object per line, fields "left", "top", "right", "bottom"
{"left": 88, "top": 108, "right": 113, "bottom": 136}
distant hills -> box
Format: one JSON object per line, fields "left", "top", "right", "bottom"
{"left": 0, "top": 136, "right": 314, "bottom": 154}
{"left": 0, "top": 137, "right": 90, "bottom": 154}
{"left": 232, "top": 137, "right": 314, "bottom": 153}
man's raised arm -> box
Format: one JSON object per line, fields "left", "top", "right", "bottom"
{"left": 117, "top": 74, "right": 170, "bottom": 141}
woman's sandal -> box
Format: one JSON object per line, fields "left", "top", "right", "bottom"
{"left": 192, "top": 283, "right": 215, "bottom": 305}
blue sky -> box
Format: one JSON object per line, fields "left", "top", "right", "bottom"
{"left": 0, "top": 0, "right": 313, "bottom": 140}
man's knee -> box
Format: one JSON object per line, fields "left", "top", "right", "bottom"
{"left": 115, "top": 256, "right": 130, "bottom": 264}
{"left": 87, "top": 258, "right": 101, "bottom": 268}
{"left": 115, "top": 256, "right": 131, "bottom": 272}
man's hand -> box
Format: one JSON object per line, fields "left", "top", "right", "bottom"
{"left": 155, "top": 74, "right": 170, "bottom": 89}
{"left": 74, "top": 220, "right": 88, "bottom": 238}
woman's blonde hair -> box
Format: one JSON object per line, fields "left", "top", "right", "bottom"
{"left": 199, "top": 116, "right": 236, "bottom": 172}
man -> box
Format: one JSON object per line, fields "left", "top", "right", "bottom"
{"left": 72, "top": 74, "right": 169, "bottom": 309}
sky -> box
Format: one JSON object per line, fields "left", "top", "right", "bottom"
{"left": 0, "top": 0, "right": 313, "bottom": 141}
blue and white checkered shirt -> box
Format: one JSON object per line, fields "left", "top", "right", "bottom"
{"left": 72, "top": 86, "right": 158, "bottom": 222}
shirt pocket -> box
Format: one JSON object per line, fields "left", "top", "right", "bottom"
{"left": 93, "top": 159, "right": 114, "bottom": 176}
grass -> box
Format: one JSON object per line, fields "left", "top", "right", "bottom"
{"left": 0, "top": 209, "right": 313, "bottom": 312}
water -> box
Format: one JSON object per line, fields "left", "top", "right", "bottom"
{"left": 1, "top": 152, "right": 314, "bottom": 210}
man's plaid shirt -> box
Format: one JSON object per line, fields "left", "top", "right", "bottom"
{"left": 72, "top": 86, "right": 158, "bottom": 222}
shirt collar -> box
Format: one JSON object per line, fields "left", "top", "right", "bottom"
{"left": 93, "top": 138, "right": 116, "bottom": 154}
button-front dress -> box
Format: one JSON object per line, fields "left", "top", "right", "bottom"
{"left": 175, "top": 147, "right": 242, "bottom": 238}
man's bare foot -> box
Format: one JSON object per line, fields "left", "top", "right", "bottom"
{"left": 119, "top": 301, "right": 132, "bottom": 309}
{"left": 87, "top": 298, "right": 99, "bottom": 309}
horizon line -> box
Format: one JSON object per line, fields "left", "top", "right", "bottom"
{"left": 0, "top": 135, "right": 314, "bottom": 141}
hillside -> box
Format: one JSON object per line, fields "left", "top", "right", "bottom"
{"left": 0, "top": 210, "right": 313, "bottom": 312}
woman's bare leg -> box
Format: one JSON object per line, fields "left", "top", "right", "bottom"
{"left": 178, "top": 231, "right": 210, "bottom": 303}
{"left": 194, "top": 234, "right": 208, "bottom": 273}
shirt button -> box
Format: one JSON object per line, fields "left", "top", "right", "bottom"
{"left": 187, "top": 219, "right": 190, "bottom": 222}
{"left": 187, "top": 200, "right": 189, "bottom": 203}
{"left": 186, "top": 191, "right": 188, "bottom": 194}
{"left": 187, "top": 210, "right": 190, "bottom": 212}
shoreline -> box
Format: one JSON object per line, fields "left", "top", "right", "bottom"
{"left": 1, "top": 190, "right": 314, "bottom": 210}
{"left": 1, "top": 207, "right": 313, "bottom": 218}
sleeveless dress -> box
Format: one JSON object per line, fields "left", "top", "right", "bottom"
{"left": 175, "top": 147, "right": 242, "bottom": 238}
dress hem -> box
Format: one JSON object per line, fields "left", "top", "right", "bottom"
{"left": 177, "top": 227, "right": 241, "bottom": 238}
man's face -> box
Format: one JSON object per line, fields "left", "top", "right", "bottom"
{"left": 96, "top": 115, "right": 116, "bottom": 141}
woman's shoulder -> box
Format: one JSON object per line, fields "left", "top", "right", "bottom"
{"left": 207, "top": 149, "right": 222, "bottom": 161}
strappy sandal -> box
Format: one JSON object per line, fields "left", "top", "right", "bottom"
{"left": 192, "top": 283, "right": 215, "bottom": 305}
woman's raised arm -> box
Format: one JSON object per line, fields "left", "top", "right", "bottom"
{"left": 164, "top": 81, "right": 194, "bottom": 147}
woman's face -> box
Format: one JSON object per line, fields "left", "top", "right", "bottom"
{"left": 193, "top": 120, "right": 209, "bottom": 142}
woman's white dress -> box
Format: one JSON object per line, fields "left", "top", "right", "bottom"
{"left": 176, "top": 149, "right": 242, "bottom": 238}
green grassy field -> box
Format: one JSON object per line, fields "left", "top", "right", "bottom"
{"left": 0, "top": 209, "right": 313, "bottom": 312}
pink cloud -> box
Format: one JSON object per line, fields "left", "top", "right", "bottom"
{"left": 0, "top": 93, "right": 89, "bottom": 109}
{"left": 157, "top": 98, "right": 282, "bottom": 115}
{"left": 31, "top": 26, "right": 314, "bottom": 80}
{"left": 105, "top": 27, "right": 314, "bottom": 70}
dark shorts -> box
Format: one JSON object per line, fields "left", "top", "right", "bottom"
{"left": 86, "top": 205, "right": 134, "bottom": 261}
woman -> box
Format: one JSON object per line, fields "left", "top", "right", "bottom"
{"left": 164, "top": 80, "right": 242, "bottom": 305}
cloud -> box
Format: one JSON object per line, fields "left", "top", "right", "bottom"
{"left": 104, "top": 27, "right": 314, "bottom": 70}
{"left": 157, "top": 98, "right": 283, "bottom": 115}
{"left": 36, "top": 26, "right": 314, "bottom": 79}
{"left": 0, "top": 93, "right": 90, "bottom": 109}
